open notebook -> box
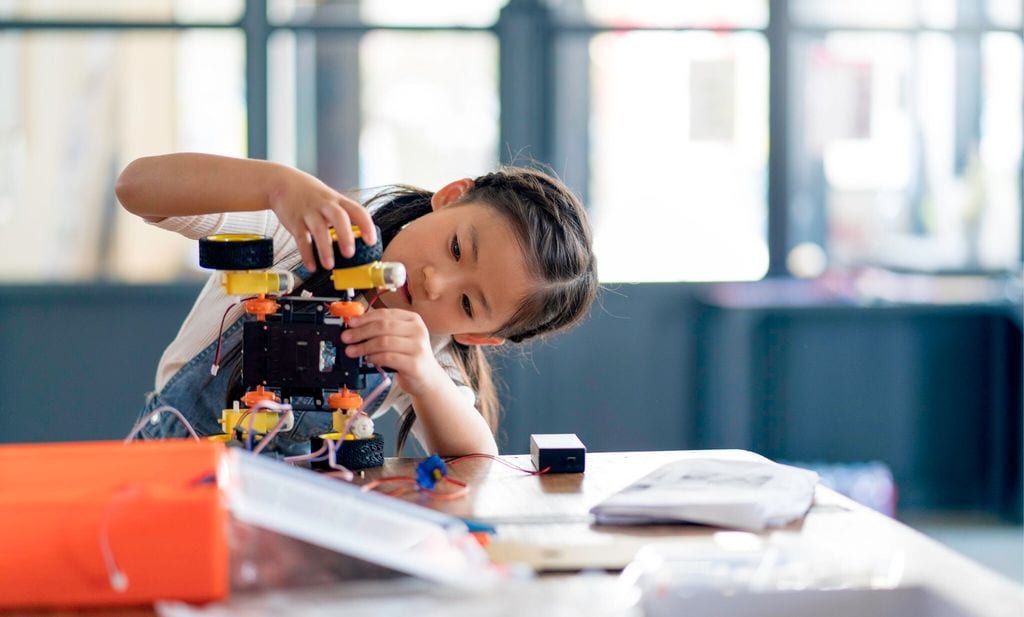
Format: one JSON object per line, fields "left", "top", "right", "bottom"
{"left": 590, "top": 457, "right": 819, "bottom": 531}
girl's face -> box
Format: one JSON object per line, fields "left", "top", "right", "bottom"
{"left": 378, "top": 199, "right": 536, "bottom": 345}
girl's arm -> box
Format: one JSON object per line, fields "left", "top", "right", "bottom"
{"left": 115, "top": 153, "right": 375, "bottom": 271}
{"left": 343, "top": 310, "right": 499, "bottom": 456}
{"left": 407, "top": 374, "right": 499, "bottom": 457}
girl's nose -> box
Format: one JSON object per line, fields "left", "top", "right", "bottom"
{"left": 422, "top": 265, "right": 447, "bottom": 301}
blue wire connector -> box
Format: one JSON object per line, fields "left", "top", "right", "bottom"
{"left": 415, "top": 453, "right": 447, "bottom": 489}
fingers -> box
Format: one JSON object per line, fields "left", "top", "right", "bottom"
{"left": 325, "top": 207, "right": 354, "bottom": 258}
{"left": 340, "top": 196, "right": 377, "bottom": 246}
{"left": 293, "top": 229, "right": 317, "bottom": 272}
{"left": 304, "top": 212, "right": 336, "bottom": 270}
{"left": 340, "top": 309, "right": 442, "bottom": 397}
{"left": 325, "top": 196, "right": 374, "bottom": 260}
{"left": 268, "top": 168, "right": 379, "bottom": 270}
{"left": 270, "top": 176, "right": 375, "bottom": 270}
{"left": 362, "top": 352, "right": 409, "bottom": 373}
{"left": 344, "top": 335, "right": 420, "bottom": 359}
{"left": 309, "top": 198, "right": 372, "bottom": 267}
{"left": 302, "top": 202, "right": 355, "bottom": 269}
{"left": 341, "top": 310, "right": 429, "bottom": 361}
{"left": 342, "top": 311, "right": 419, "bottom": 342}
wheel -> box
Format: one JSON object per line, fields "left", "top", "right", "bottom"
{"left": 319, "top": 225, "right": 384, "bottom": 270}
{"left": 310, "top": 434, "right": 385, "bottom": 470}
{"left": 199, "top": 234, "right": 274, "bottom": 270}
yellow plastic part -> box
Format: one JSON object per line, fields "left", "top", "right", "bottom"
{"left": 207, "top": 434, "right": 233, "bottom": 442}
{"left": 206, "top": 233, "right": 264, "bottom": 242}
{"left": 318, "top": 432, "right": 344, "bottom": 441}
{"left": 329, "top": 226, "right": 363, "bottom": 241}
{"left": 331, "top": 262, "right": 396, "bottom": 290}
{"left": 221, "top": 271, "right": 293, "bottom": 295}
{"left": 219, "top": 408, "right": 283, "bottom": 434}
{"left": 332, "top": 409, "right": 356, "bottom": 433}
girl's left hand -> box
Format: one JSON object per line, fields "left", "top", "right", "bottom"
{"left": 341, "top": 309, "right": 447, "bottom": 397}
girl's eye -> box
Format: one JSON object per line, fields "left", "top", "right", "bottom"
{"left": 450, "top": 235, "right": 462, "bottom": 261}
{"left": 461, "top": 294, "right": 474, "bottom": 319}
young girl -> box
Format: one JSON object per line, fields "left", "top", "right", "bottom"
{"left": 116, "top": 153, "right": 597, "bottom": 457}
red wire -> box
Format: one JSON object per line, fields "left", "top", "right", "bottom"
{"left": 360, "top": 474, "right": 469, "bottom": 499}
{"left": 420, "top": 477, "right": 471, "bottom": 500}
{"left": 361, "top": 454, "right": 546, "bottom": 501}
{"left": 361, "top": 476, "right": 416, "bottom": 493}
{"left": 212, "top": 296, "right": 257, "bottom": 372}
{"left": 446, "top": 453, "right": 551, "bottom": 475}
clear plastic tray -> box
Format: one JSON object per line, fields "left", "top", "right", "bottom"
{"left": 219, "top": 449, "right": 497, "bottom": 591}
{"left": 616, "top": 535, "right": 940, "bottom": 617}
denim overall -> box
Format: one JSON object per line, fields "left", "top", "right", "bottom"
{"left": 133, "top": 275, "right": 392, "bottom": 457}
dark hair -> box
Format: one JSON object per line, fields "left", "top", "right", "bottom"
{"left": 230, "top": 166, "right": 598, "bottom": 454}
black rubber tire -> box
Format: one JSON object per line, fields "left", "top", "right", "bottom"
{"left": 310, "top": 434, "right": 385, "bottom": 470}
{"left": 199, "top": 235, "right": 274, "bottom": 270}
{"left": 316, "top": 225, "right": 383, "bottom": 271}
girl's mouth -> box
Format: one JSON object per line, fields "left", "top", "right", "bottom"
{"left": 401, "top": 282, "right": 412, "bottom": 304}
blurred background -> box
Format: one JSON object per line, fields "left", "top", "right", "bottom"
{"left": 0, "top": 0, "right": 1020, "bottom": 581}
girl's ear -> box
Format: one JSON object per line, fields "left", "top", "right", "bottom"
{"left": 431, "top": 178, "right": 475, "bottom": 211}
{"left": 453, "top": 333, "right": 505, "bottom": 346}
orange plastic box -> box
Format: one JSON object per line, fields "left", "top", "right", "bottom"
{"left": 0, "top": 439, "right": 229, "bottom": 609}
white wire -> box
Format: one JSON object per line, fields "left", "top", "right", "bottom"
{"left": 326, "top": 439, "right": 354, "bottom": 481}
{"left": 355, "top": 365, "right": 392, "bottom": 416}
{"left": 98, "top": 485, "right": 143, "bottom": 593}
{"left": 283, "top": 440, "right": 329, "bottom": 463}
{"left": 123, "top": 405, "right": 200, "bottom": 443}
{"left": 243, "top": 398, "right": 293, "bottom": 452}
{"left": 251, "top": 407, "right": 295, "bottom": 455}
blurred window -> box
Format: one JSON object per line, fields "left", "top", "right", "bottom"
{"left": 0, "top": 0, "right": 243, "bottom": 23}
{"left": 787, "top": 12, "right": 1023, "bottom": 273}
{"left": 0, "top": 0, "right": 1020, "bottom": 283}
{"left": 582, "top": 0, "right": 768, "bottom": 28}
{"left": 268, "top": 29, "right": 499, "bottom": 191}
{"left": 358, "top": 32, "right": 499, "bottom": 188}
{"left": 986, "top": 0, "right": 1023, "bottom": 27}
{"left": 590, "top": 31, "right": 769, "bottom": 281}
{"left": 790, "top": 0, "right": 957, "bottom": 28}
{"left": 268, "top": 0, "right": 507, "bottom": 26}
{"left": 0, "top": 27, "right": 245, "bottom": 282}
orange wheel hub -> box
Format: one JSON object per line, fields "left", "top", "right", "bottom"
{"left": 243, "top": 295, "right": 279, "bottom": 321}
{"left": 242, "top": 385, "right": 279, "bottom": 407}
{"left": 328, "top": 387, "right": 363, "bottom": 411}
{"left": 329, "top": 301, "right": 365, "bottom": 319}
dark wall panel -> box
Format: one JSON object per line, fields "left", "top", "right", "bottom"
{"left": 0, "top": 284, "right": 202, "bottom": 443}
{"left": 495, "top": 284, "right": 701, "bottom": 454}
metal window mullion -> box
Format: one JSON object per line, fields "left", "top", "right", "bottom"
{"left": 311, "top": 4, "right": 361, "bottom": 190}
{"left": 767, "top": 0, "right": 791, "bottom": 277}
{"left": 954, "top": 0, "right": 984, "bottom": 176}
{"left": 243, "top": 0, "right": 270, "bottom": 160}
{"left": 550, "top": 29, "right": 591, "bottom": 207}
{"left": 497, "top": 0, "right": 554, "bottom": 167}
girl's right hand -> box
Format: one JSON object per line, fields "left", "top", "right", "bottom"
{"left": 268, "top": 168, "right": 377, "bottom": 272}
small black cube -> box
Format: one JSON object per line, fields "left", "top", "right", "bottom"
{"left": 530, "top": 433, "right": 586, "bottom": 474}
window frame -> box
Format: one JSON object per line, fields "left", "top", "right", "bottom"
{"left": 1, "top": 0, "right": 1019, "bottom": 279}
